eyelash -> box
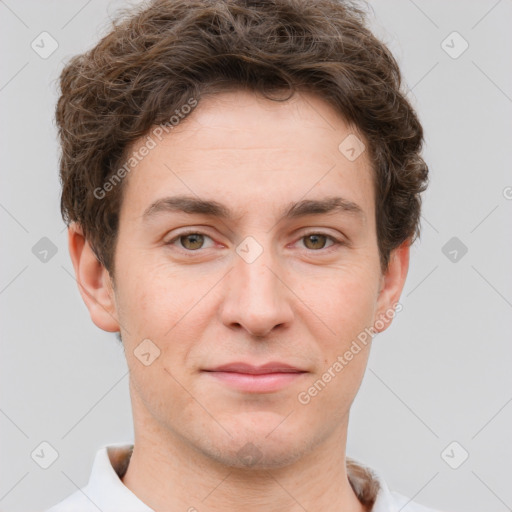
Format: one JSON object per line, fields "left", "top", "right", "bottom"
{"left": 165, "top": 230, "right": 344, "bottom": 254}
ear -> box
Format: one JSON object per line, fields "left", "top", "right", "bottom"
{"left": 374, "top": 240, "right": 410, "bottom": 333}
{"left": 67, "top": 223, "right": 120, "bottom": 332}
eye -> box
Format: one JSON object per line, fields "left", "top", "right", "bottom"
{"left": 166, "top": 231, "right": 215, "bottom": 251}
{"left": 298, "top": 233, "right": 340, "bottom": 251}
{"left": 165, "top": 230, "right": 343, "bottom": 254}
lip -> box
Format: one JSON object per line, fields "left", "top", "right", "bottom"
{"left": 202, "top": 362, "right": 307, "bottom": 393}
{"left": 206, "top": 362, "right": 306, "bottom": 374}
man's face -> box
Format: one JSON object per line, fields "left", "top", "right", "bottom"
{"left": 98, "top": 90, "right": 404, "bottom": 467}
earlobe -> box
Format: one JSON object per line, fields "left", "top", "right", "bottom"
{"left": 67, "top": 223, "right": 120, "bottom": 333}
{"left": 374, "top": 241, "right": 410, "bottom": 333}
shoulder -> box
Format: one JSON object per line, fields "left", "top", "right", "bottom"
{"left": 346, "top": 457, "right": 444, "bottom": 512}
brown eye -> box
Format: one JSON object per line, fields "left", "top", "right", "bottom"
{"left": 180, "top": 233, "right": 205, "bottom": 250}
{"left": 302, "top": 234, "right": 329, "bottom": 250}
{"left": 165, "top": 231, "right": 216, "bottom": 253}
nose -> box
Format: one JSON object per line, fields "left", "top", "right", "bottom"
{"left": 218, "top": 243, "right": 294, "bottom": 338}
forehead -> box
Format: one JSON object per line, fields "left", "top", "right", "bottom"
{"left": 119, "top": 89, "right": 375, "bottom": 223}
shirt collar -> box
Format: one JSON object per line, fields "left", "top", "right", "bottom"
{"left": 346, "top": 457, "right": 401, "bottom": 512}
{"left": 84, "top": 443, "right": 398, "bottom": 512}
{"left": 84, "top": 443, "right": 152, "bottom": 511}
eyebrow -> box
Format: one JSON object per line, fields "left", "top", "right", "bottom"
{"left": 142, "top": 195, "right": 365, "bottom": 223}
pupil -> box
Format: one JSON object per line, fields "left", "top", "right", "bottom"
{"left": 306, "top": 234, "right": 325, "bottom": 249}
{"left": 183, "top": 234, "right": 203, "bottom": 250}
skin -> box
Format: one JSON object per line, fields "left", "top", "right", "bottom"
{"left": 69, "top": 89, "right": 409, "bottom": 512}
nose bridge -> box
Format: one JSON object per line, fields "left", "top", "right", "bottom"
{"left": 219, "top": 235, "right": 293, "bottom": 337}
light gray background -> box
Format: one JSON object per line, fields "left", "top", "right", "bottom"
{"left": 1, "top": 1, "right": 511, "bottom": 511}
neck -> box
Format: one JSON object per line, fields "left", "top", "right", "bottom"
{"left": 122, "top": 416, "right": 366, "bottom": 512}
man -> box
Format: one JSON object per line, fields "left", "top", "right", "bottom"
{"left": 48, "top": 0, "right": 438, "bottom": 510}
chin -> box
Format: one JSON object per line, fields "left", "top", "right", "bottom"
{"left": 186, "top": 415, "right": 321, "bottom": 470}
{"left": 206, "top": 438, "right": 309, "bottom": 470}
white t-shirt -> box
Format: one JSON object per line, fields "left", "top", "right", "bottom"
{"left": 45, "top": 443, "right": 442, "bottom": 512}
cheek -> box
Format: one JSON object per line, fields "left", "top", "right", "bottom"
{"left": 115, "top": 267, "right": 202, "bottom": 419}
{"left": 114, "top": 258, "right": 187, "bottom": 336}
{"left": 300, "top": 273, "right": 378, "bottom": 414}
{"left": 113, "top": 261, "right": 216, "bottom": 382}
{"left": 310, "top": 266, "right": 380, "bottom": 343}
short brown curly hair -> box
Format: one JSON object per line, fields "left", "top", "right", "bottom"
{"left": 56, "top": 0, "right": 428, "bottom": 274}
